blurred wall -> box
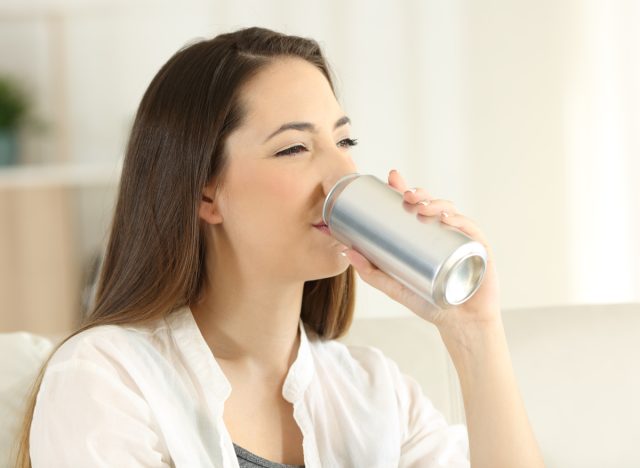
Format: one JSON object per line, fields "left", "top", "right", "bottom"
{"left": 0, "top": 0, "right": 638, "bottom": 330}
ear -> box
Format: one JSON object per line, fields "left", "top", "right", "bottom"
{"left": 198, "top": 183, "right": 223, "bottom": 225}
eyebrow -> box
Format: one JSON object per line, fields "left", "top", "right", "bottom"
{"left": 264, "top": 116, "right": 351, "bottom": 142}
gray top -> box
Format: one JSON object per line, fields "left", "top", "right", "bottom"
{"left": 233, "top": 443, "right": 305, "bottom": 468}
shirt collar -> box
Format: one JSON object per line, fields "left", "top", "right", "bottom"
{"left": 165, "top": 306, "right": 231, "bottom": 404}
{"left": 282, "top": 320, "right": 315, "bottom": 403}
{"left": 166, "top": 306, "right": 315, "bottom": 405}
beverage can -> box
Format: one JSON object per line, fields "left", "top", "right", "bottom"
{"left": 323, "top": 173, "right": 487, "bottom": 308}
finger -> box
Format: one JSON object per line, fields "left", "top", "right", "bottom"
{"left": 416, "top": 199, "right": 458, "bottom": 216}
{"left": 438, "top": 212, "right": 491, "bottom": 252}
{"left": 388, "top": 170, "right": 433, "bottom": 202}
{"left": 344, "top": 247, "right": 443, "bottom": 323}
{"left": 403, "top": 187, "right": 432, "bottom": 203}
{"left": 343, "top": 248, "right": 410, "bottom": 303}
{"left": 388, "top": 169, "right": 408, "bottom": 193}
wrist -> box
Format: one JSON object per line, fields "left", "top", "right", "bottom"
{"left": 437, "top": 314, "right": 508, "bottom": 368}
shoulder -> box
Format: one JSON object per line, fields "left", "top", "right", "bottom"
{"left": 45, "top": 317, "right": 171, "bottom": 379}
{"left": 31, "top": 321, "right": 174, "bottom": 466}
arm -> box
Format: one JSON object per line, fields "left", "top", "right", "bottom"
{"left": 439, "top": 318, "right": 544, "bottom": 468}
{"left": 342, "top": 169, "right": 545, "bottom": 467}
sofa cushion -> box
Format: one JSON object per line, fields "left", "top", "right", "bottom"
{"left": 0, "top": 332, "right": 54, "bottom": 465}
{"left": 343, "top": 303, "right": 640, "bottom": 468}
{"left": 502, "top": 303, "right": 640, "bottom": 468}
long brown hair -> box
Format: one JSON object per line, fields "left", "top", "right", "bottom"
{"left": 13, "top": 26, "right": 356, "bottom": 467}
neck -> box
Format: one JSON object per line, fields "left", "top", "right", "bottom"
{"left": 190, "top": 277, "right": 304, "bottom": 375}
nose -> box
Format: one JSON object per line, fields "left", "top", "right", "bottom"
{"left": 321, "top": 151, "right": 359, "bottom": 197}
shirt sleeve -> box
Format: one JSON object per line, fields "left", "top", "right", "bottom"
{"left": 392, "top": 360, "right": 470, "bottom": 467}
{"left": 30, "top": 358, "right": 172, "bottom": 467}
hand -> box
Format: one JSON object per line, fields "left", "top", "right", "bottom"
{"left": 342, "top": 169, "right": 502, "bottom": 332}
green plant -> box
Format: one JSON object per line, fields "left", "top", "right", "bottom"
{"left": 0, "top": 76, "right": 29, "bottom": 130}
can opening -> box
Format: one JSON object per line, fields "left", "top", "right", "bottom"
{"left": 444, "top": 254, "right": 486, "bottom": 305}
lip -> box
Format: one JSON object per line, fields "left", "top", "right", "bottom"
{"left": 313, "top": 223, "right": 331, "bottom": 235}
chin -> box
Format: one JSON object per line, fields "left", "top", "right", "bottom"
{"left": 305, "top": 259, "right": 351, "bottom": 282}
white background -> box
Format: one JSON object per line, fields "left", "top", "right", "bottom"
{"left": 1, "top": 0, "right": 638, "bottom": 319}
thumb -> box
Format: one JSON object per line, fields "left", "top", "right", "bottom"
{"left": 342, "top": 248, "right": 408, "bottom": 304}
{"left": 342, "top": 248, "right": 371, "bottom": 272}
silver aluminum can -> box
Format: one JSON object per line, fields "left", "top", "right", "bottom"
{"left": 323, "top": 173, "right": 487, "bottom": 308}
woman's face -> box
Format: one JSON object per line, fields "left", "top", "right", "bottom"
{"left": 203, "top": 57, "right": 358, "bottom": 283}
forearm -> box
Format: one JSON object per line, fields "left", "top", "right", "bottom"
{"left": 439, "top": 317, "right": 545, "bottom": 468}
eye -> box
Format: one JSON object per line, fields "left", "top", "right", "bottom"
{"left": 337, "top": 138, "right": 358, "bottom": 148}
{"left": 275, "top": 145, "right": 308, "bottom": 157}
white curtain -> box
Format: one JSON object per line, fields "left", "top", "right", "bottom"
{"left": 564, "top": 0, "right": 640, "bottom": 303}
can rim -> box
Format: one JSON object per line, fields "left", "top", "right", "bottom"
{"left": 322, "top": 172, "right": 361, "bottom": 226}
{"left": 436, "top": 243, "right": 488, "bottom": 306}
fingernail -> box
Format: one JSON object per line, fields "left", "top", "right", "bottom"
{"left": 405, "top": 188, "right": 417, "bottom": 195}
{"left": 340, "top": 249, "right": 349, "bottom": 257}
{"left": 417, "top": 200, "right": 430, "bottom": 206}
{"left": 440, "top": 210, "right": 450, "bottom": 218}
{"left": 389, "top": 169, "right": 397, "bottom": 174}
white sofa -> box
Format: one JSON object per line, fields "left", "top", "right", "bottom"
{"left": 2, "top": 303, "right": 639, "bottom": 467}
{"left": 1, "top": 332, "right": 54, "bottom": 468}
{"left": 343, "top": 303, "right": 640, "bottom": 468}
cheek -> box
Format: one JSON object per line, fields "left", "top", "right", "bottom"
{"left": 263, "top": 170, "right": 305, "bottom": 200}
{"left": 229, "top": 164, "right": 307, "bottom": 221}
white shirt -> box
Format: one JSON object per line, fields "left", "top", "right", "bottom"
{"left": 31, "top": 306, "right": 469, "bottom": 467}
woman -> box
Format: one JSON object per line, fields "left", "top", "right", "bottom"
{"left": 16, "top": 27, "right": 543, "bottom": 467}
